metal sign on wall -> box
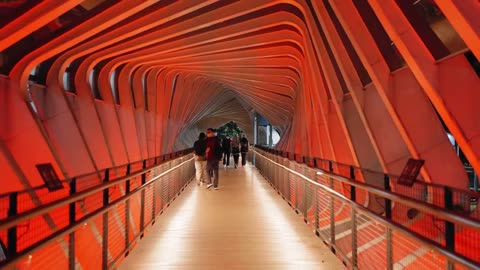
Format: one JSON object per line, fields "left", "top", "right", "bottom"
{"left": 36, "top": 163, "right": 64, "bottom": 192}
{"left": 397, "top": 158, "right": 425, "bottom": 187}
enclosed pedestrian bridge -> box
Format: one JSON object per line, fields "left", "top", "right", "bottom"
{"left": 0, "top": 1, "right": 480, "bottom": 269}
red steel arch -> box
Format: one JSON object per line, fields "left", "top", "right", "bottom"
{"left": 0, "top": 0, "right": 479, "bottom": 268}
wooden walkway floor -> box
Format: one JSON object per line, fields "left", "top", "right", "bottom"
{"left": 118, "top": 163, "right": 344, "bottom": 270}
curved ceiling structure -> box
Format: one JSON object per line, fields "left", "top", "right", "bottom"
{"left": 1, "top": 0, "right": 479, "bottom": 193}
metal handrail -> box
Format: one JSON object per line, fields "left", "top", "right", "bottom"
{"left": 254, "top": 145, "right": 480, "bottom": 198}
{"left": 253, "top": 148, "right": 480, "bottom": 269}
{"left": 0, "top": 155, "right": 195, "bottom": 268}
{"left": 254, "top": 149, "right": 479, "bottom": 229}
{"left": 0, "top": 155, "right": 194, "bottom": 231}
{"left": 326, "top": 173, "right": 480, "bottom": 229}
{"left": 0, "top": 148, "right": 193, "bottom": 199}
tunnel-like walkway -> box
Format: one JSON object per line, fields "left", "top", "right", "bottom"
{"left": 118, "top": 164, "right": 343, "bottom": 270}
{"left": 1, "top": 1, "right": 480, "bottom": 269}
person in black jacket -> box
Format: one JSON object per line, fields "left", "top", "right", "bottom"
{"left": 222, "top": 136, "right": 232, "bottom": 167}
{"left": 193, "top": 132, "right": 207, "bottom": 186}
{"left": 240, "top": 134, "right": 249, "bottom": 166}
{"left": 231, "top": 135, "right": 240, "bottom": 168}
{"left": 205, "top": 128, "right": 222, "bottom": 190}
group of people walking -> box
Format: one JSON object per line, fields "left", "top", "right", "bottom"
{"left": 221, "top": 134, "right": 249, "bottom": 168}
{"left": 193, "top": 128, "right": 249, "bottom": 190}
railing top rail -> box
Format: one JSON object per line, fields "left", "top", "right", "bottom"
{"left": 0, "top": 149, "right": 194, "bottom": 198}
{"left": 253, "top": 148, "right": 480, "bottom": 229}
{"left": 254, "top": 145, "right": 480, "bottom": 198}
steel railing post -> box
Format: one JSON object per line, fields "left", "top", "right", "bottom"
{"left": 384, "top": 174, "right": 393, "bottom": 270}
{"left": 444, "top": 186, "right": 455, "bottom": 270}
{"left": 152, "top": 180, "right": 156, "bottom": 225}
{"left": 348, "top": 166, "right": 357, "bottom": 267}
{"left": 314, "top": 186, "right": 319, "bottom": 236}
{"left": 329, "top": 161, "right": 335, "bottom": 253}
{"left": 328, "top": 160, "right": 335, "bottom": 253}
{"left": 328, "top": 180, "right": 335, "bottom": 253}
{"left": 303, "top": 165, "right": 309, "bottom": 219}
{"left": 330, "top": 194, "right": 335, "bottom": 254}
{"left": 140, "top": 160, "right": 147, "bottom": 236}
{"left": 351, "top": 206, "right": 357, "bottom": 268}
{"left": 125, "top": 165, "right": 131, "bottom": 253}
{"left": 384, "top": 174, "right": 392, "bottom": 219}
{"left": 7, "top": 192, "right": 18, "bottom": 258}
{"left": 283, "top": 161, "right": 290, "bottom": 197}
{"left": 295, "top": 165, "right": 299, "bottom": 210}
{"left": 279, "top": 158, "right": 283, "bottom": 195}
{"left": 277, "top": 158, "right": 280, "bottom": 190}
{"left": 102, "top": 169, "right": 110, "bottom": 270}
{"left": 284, "top": 160, "right": 288, "bottom": 198}
{"left": 68, "top": 178, "right": 77, "bottom": 270}
{"left": 303, "top": 180, "right": 308, "bottom": 218}
{"left": 350, "top": 168, "right": 358, "bottom": 268}
{"left": 160, "top": 172, "right": 164, "bottom": 212}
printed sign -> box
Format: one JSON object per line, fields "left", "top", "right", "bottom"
{"left": 397, "top": 158, "right": 425, "bottom": 187}
{"left": 36, "top": 163, "right": 64, "bottom": 192}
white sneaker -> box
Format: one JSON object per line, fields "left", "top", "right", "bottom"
{"left": 206, "top": 184, "right": 213, "bottom": 189}
{"left": 214, "top": 187, "right": 218, "bottom": 190}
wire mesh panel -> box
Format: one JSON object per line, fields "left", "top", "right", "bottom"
{"left": 391, "top": 201, "right": 447, "bottom": 246}
{"left": 304, "top": 181, "right": 316, "bottom": 227}
{"left": 74, "top": 214, "right": 104, "bottom": 270}
{"left": 392, "top": 231, "right": 446, "bottom": 269}
{"left": 315, "top": 187, "right": 333, "bottom": 242}
{"left": 108, "top": 202, "right": 126, "bottom": 264}
{"left": 355, "top": 212, "right": 387, "bottom": 270}
{"left": 15, "top": 235, "right": 70, "bottom": 270}
{"left": 17, "top": 204, "right": 69, "bottom": 252}
{"left": 0, "top": 152, "right": 195, "bottom": 270}
{"left": 252, "top": 148, "right": 480, "bottom": 270}
{"left": 455, "top": 224, "right": 480, "bottom": 263}
{"left": 332, "top": 201, "right": 354, "bottom": 265}
{"left": 77, "top": 190, "right": 104, "bottom": 219}
{"left": 126, "top": 196, "right": 138, "bottom": 243}
{"left": 288, "top": 161, "right": 297, "bottom": 207}
{"left": 144, "top": 185, "right": 154, "bottom": 225}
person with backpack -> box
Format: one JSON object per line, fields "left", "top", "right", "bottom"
{"left": 240, "top": 134, "right": 249, "bottom": 166}
{"left": 205, "top": 128, "right": 223, "bottom": 190}
{"left": 222, "top": 136, "right": 232, "bottom": 167}
{"left": 193, "top": 132, "right": 207, "bottom": 186}
{"left": 231, "top": 135, "right": 240, "bottom": 168}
